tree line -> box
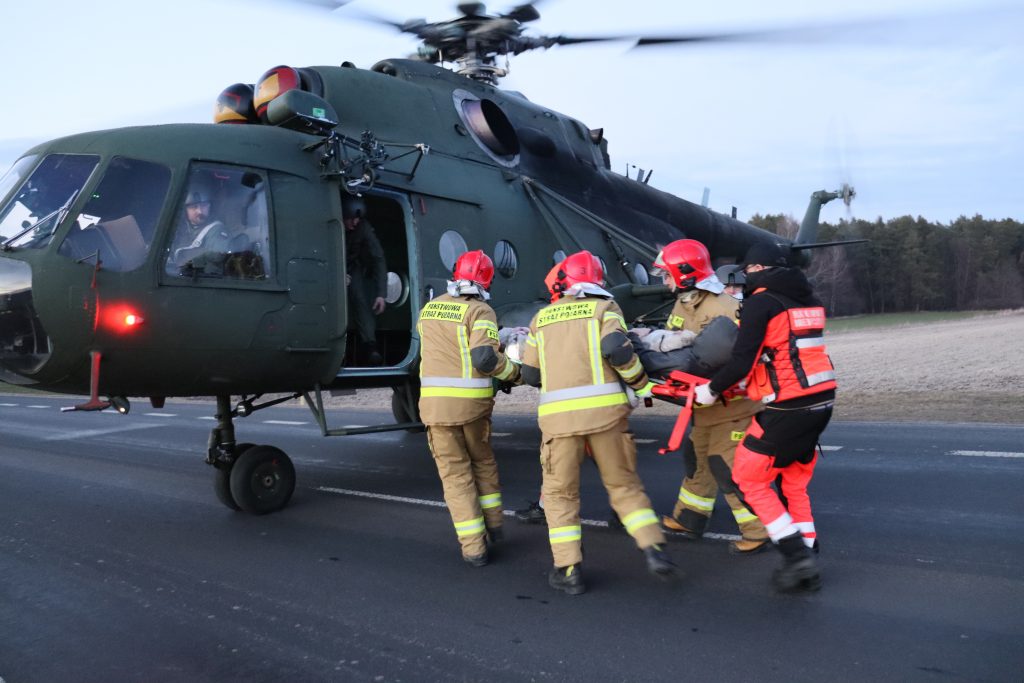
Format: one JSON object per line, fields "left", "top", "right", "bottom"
{"left": 746, "top": 214, "right": 1024, "bottom": 316}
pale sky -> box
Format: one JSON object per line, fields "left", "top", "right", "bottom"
{"left": 1, "top": 0, "right": 1021, "bottom": 224}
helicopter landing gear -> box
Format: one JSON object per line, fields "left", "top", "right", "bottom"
{"left": 206, "top": 394, "right": 299, "bottom": 514}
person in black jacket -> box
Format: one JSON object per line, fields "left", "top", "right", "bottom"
{"left": 344, "top": 196, "right": 388, "bottom": 365}
{"left": 694, "top": 242, "right": 837, "bottom": 592}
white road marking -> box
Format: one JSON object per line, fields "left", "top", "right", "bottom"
{"left": 27, "top": 405, "right": 49, "bottom": 409}
{"left": 342, "top": 425, "right": 367, "bottom": 429}
{"left": 820, "top": 445, "right": 842, "bottom": 451}
{"left": 262, "top": 420, "right": 307, "bottom": 426}
{"left": 491, "top": 432, "right": 512, "bottom": 437}
{"left": 43, "top": 423, "right": 164, "bottom": 441}
{"left": 951, "top": 450, "right": 1024, "bottom": 459}
{"left": 198, "top": 416, "right": 216, "bottom": 421}
{"left": 0, "top": 402, "right": 18, "bottom": 407}
{"left": 316, "top": 486, "right": 742, "bottom": 540}
{"left": 636, "top": 438, "right": 657, "bottom": 444}
{"left": 143, "top": 413, "right": 177, "bottom": 418}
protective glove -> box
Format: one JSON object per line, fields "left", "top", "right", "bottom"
{"left": 694, "top": 383, "right": 718, "bottom": 406}
{"left": 635, "top": 380, "right": 657, "bottom": 399}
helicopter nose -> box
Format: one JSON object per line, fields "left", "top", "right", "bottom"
{"left": 0, "top": 255, "right": 51, "bottom": 383}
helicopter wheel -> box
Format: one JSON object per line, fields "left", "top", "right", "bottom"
{"left": 228, "top": 445, "right": 296, "bottom": 515}
{"left": 213, "top": 442, "right": 256, "bottom": 511}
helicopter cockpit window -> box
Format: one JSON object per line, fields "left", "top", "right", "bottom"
{"left": 439, "top": 230, "right": 467, "bottom": 271}
{"left": 493, "top": 240, "right": 518, "bottom": 279}
{"left": 165, "top": 164, "right": 272, "bottom": 281}
{"left": 631, "top": 262, "right": 650, "bottom": 285}
{"left": 0, "top": 155, "right": 38, "bottom": 209}
{"left": 57, "top": 157, "right": 171, "bottom": 272}
{"left": 0, "top": 154, "right": 99, "bottom": 250}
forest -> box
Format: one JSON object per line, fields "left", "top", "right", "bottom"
{"left": 747, "top": 214, "right": 1024, "bottom": 316}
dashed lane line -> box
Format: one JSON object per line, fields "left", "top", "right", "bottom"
{"left": 143, "top": 413, "right": 177, "bottom": 418}
{"left": 27, "top": 405, "right": 49, "bottom": 409}
{"left": 262, "top": 420, "right": 308, "bottom": 426}
{"left": 951, "top": 450, "right": 1024, "bottom": 459}
{"left": 317, "top": 486, "right": 742, "bottom": 541}
{"left": 820, "top": 445, "right": 842, "bottom": 451}
{"left": 43, "top": 423, "right": 164, "bottom": 441}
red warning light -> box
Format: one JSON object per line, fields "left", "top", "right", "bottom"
{"left": 99, "top": 302, "right": 146, "bottom": 334}
{"left": 124, "top": 314, "right": 144, "bottom": 327}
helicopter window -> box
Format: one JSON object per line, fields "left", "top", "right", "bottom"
{"left": 57, "top": 157, "right": 171, "bottom": 272}
{"left": 385, "top": 271, "right": 407, "bottom": 306}
{"left": 493, "top": 240, "right": 518, "bottom": 279}
{"left": 631, "top": 262, "right": 650, "bottom": 285}
{"left": 0, "top": 155, "right": 38, "bottom": 209}
{"left": 0, "top": 154, "right": 99, "bottom": 250}
{"left": 165, "top": 164, "right": 272, "bottom": 281}
{"left": 438, "top": 230, "right": 467, "bottom": 271}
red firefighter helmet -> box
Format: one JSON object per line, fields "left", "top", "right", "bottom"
{"left": 653, "top": 239, "right": 714, "bottom": 289}
{"left": 452, "top": 250, "right": 495, "bottom": 290}
{"left": 555, "top": 250, "right": 604, "bottom": 290}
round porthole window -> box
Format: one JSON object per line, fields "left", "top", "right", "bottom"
{"left": 385, "top": 271, "right": 407, "bottom": 305}
{"left": 493, "top": 240, "right": 518, "bottom": 279}
{"left": 439, "top": 230, "right": 467, "bottom": 270}
{"left": 632, "top": 262, "right": 649, "bottom": 285}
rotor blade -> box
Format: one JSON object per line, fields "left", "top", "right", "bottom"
{"left": 632, "top": 16, "right": 900, "bottom": 48}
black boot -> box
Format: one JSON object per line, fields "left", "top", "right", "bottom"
{"left": 515, "top": 501, "right": 547, "bottom": 525}
{"left": 643, "top": 544, "right": 678, "bottom": 580}
{"left": 487, "top": 526, "right": 503, "bottom": 545}
{"left": 549, "top": 564, "right": 585, "bottom": 595}
{"left": 773, "top": 533, "right": 821, "bottom": 592}
{"left": 463, "top": 550, "right": 488, "bottom": 568}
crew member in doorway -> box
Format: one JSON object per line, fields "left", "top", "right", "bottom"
{"left": 169, "top": 187, "right": 230, "bottom": 272}
{"left": 652, "top": 239, "right": 769, "bottom": 554}
{"left": 521, "top": 251, "right": 675, "bottom": 595}
{"left": 696, "top": 242, "right": 837, "bottom": 592}
{"left": 343, "top": 196, "right": 387, "bottom": 365}
{"left": 417, "top": 250, "right": 521, "bottom": 567}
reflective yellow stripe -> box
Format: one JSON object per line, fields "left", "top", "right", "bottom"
{"left": 457, "top": 325, "right": 471, "bottom": 379}
{"left": 603, "top": 311, "right": 627, "bottom": 331}
{"left": 537, "top": 331, "right": 548, "bottom": 389}
{"left": 494, "top": 358, "right": 517, "bottom": 381}
{"left": 538, "top": 392, "right": 629, "bottom": 417}
{"left": 732, "top": 507, "right": 759, "bottom": 524}
{"left": 421, "top": 387, "right": 494, "bottom": 399}
{"left": 454, "top": 516, "right": 486, "bottom": 537}
{"left": 679, "top": 488, "right": 715, "bottom": 511}
{"left": 619, "top": 357, "right": 644, "bottom": 382}
{"left": 526, "top": 333, "right": 537, "bottom": 347}
{"left": 479, "top": 493, "right": 502, "bottom": 510}
{"left": 549, "top": 525, "right": 582, "bottom": 543}
{"left": 588, "top": 319, "right": 603, "bottom": 386}
{"left": 473, "top": 319, "right": 499, "bottom": 341}
{"left": 621, "top": 508, "right": 659, "bottom": 534}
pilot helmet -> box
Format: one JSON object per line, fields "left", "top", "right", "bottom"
{"left": 343, "top": 197, "right": 366, "bottom": 220}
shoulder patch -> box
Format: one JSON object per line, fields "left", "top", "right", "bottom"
{"left": 420, "top": 301, "right": 469, "bottom": 322}
{"left": 536, "top": 301, "right": 599, "bottom": 327}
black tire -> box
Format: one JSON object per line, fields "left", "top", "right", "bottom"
{"left": 212, "top": 443, "right": 255, "bottom": 511}
{"left": 229, "top": 445, "right": 296, "bottom": 515}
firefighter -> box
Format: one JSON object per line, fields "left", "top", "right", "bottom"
{"left": 652, "top": 239, "right": 769, "bottom": 554}
{"left": 695, "top": 241, "right": 836, "bottom": 592}
{"left": 521, "top": 251, "right": 675, "bottom": 595}
{"left": 417, "top": 250, "right": 521, "bottom": 567}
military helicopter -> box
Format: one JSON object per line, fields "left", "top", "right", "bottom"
{"left": 0, "top": 1, "right": 857, "bottom": 515}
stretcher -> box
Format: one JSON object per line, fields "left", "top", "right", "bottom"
{"left": 650, "top": 370, "right": 708, "bottom": 455}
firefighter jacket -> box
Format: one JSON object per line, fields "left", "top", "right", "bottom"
{"left": 521, "top": 296, "right": 649, "bottom": 437}
{"left": 708, "top": 267, "right": 837, "bottom": 407}
{"left": 417, "top": 293, "right": 520, "bottom": 426}
{"left": 667, "top": 289, "right": 761, "bottom": 426}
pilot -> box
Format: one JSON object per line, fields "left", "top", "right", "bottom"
{"left": 343, "top": 197, "right": 387, "bottom": 365}
{"left": 417, "top": 250, "right": 521, "bottom": 568}
{"left": 169, "top": 188, "right": 230, "bottom": 271}
{"left": 652, "top": 239, "right": 769, "bottom": 555}
{"left": 695, "top": 242, "right": 837, "bottom": 592}
{"left": 520, "top": 250, "right": 674, "bottom": 595}
{"left": 716, "top": 264, "right": 746, "bottom": 300}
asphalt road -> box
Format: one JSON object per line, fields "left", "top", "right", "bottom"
{"left": 1, "top": 395, "right": 1022, "bottom": 682}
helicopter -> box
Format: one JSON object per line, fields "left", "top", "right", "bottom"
{"left": 0, "top": 1, "right": 858, "bottom": 515}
